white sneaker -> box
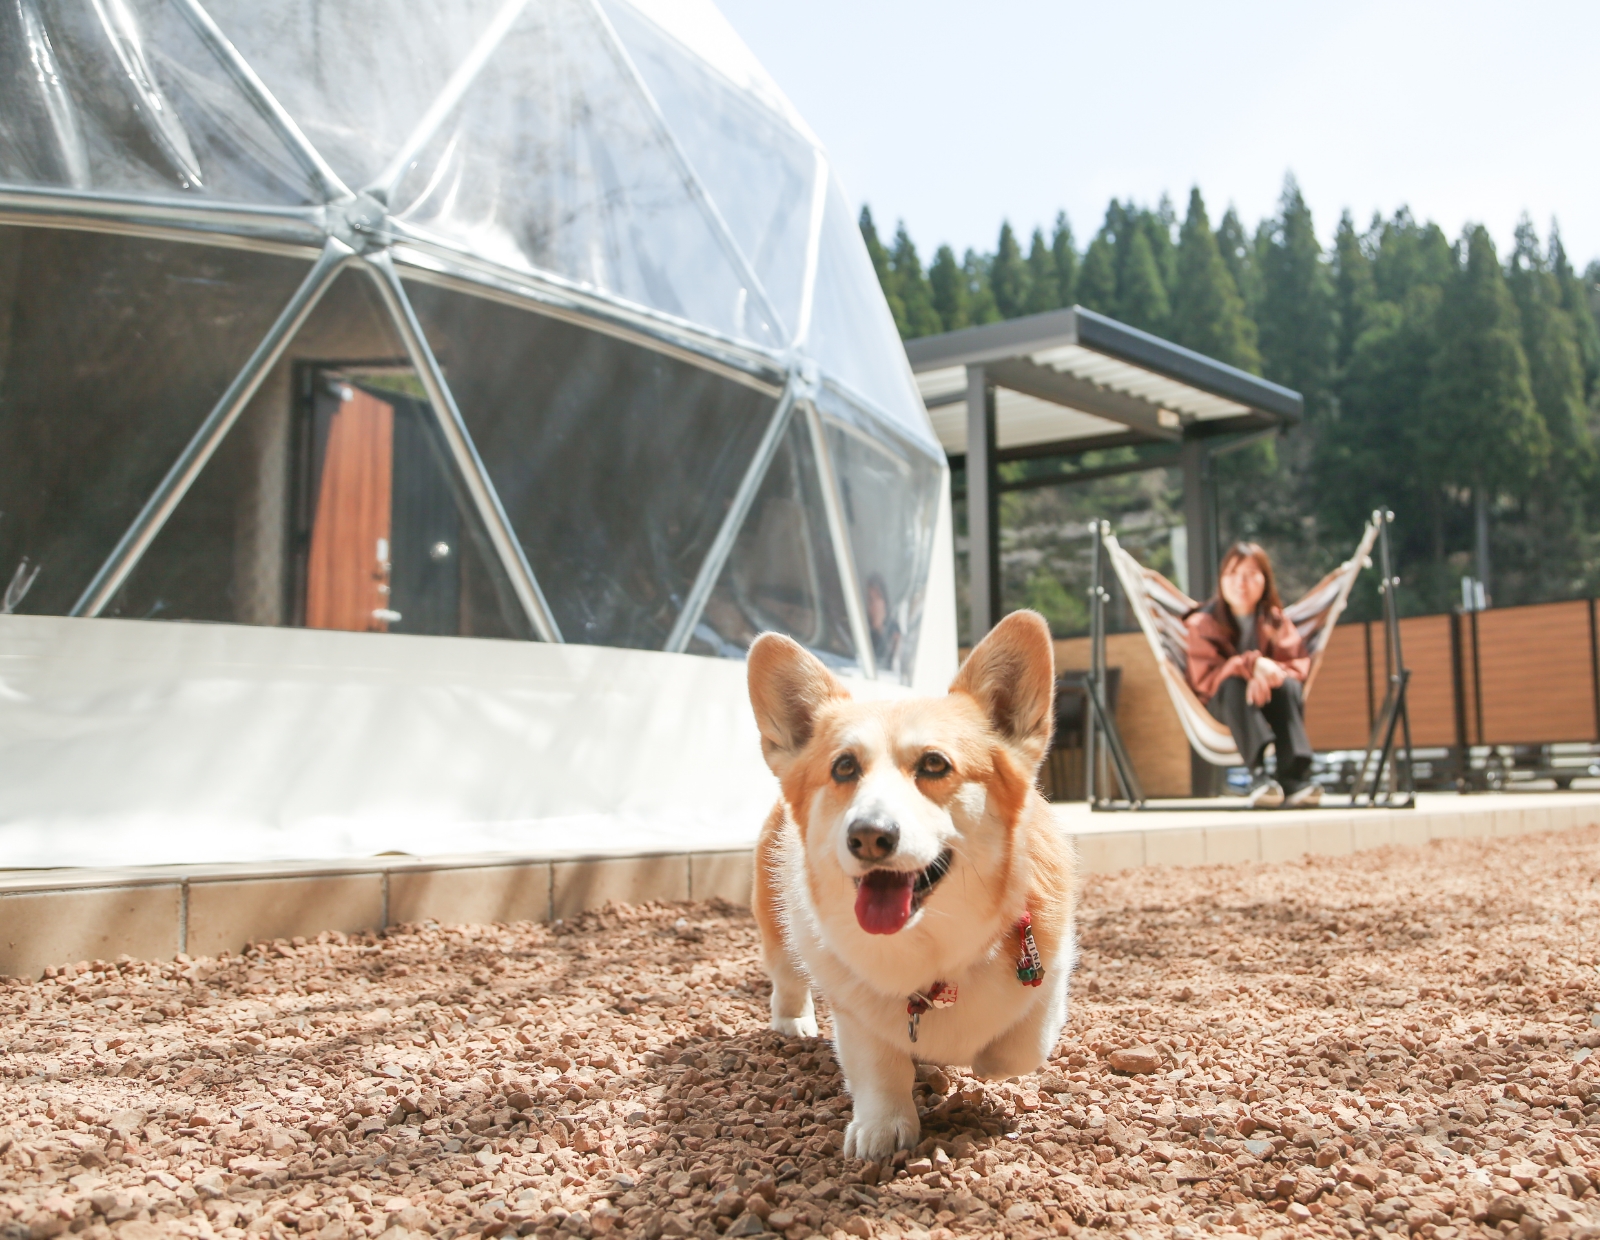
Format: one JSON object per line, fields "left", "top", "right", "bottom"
{"left": 1246, "top": 774, "right": 1284, "bottom": 809}
{"left": 1284, "top": 782, "right": 1323, "bottom": 809}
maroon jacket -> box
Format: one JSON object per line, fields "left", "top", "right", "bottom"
{"left": 1184, "top": 600, "right": 1310, "bottom": 703}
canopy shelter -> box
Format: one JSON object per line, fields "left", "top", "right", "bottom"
{"left": 904, "top": 307, "right": 1302, "bottom": 639}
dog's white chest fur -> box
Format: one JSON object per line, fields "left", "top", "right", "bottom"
{"left": 780, "top": 835, "right": 1073, "bottom": 1068}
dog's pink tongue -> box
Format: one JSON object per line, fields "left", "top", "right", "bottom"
{"left": 855, "top": 870, "right": 916, "bottom": 935}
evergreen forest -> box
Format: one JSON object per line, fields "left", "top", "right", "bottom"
{"left": 861, "top": 178, "right": 1600, "bottom": 635}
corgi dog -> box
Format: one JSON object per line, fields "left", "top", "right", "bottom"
{"left": 747, "top": 610, "right": 1076, "bottom": 1160}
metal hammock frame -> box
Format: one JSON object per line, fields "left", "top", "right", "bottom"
{"left": 1084, "top": 509, "right": 1414, "bottom": 810}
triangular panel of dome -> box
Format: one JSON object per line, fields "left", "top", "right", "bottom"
{"left": 400, "top": 275, "right": 780, "bottom": 649}
{"left": 0, "top": 0, "right": 324, "bottom": 203}
{"left": 0, "top": 225, "right": 314, "bottom": 617}
{"left": 805, "top": 174, "right": 939, "bottom": 449}
{"left": 199, "top": 0, "right": 514, "bottom": 196}
{"left": 688, "top": 410, "right": 857, "bottom": 671}
{"left": 600, "top": 0, "right": 816, "bottom": 340}
{"left": 109, "top": 267, "right": 530, "bottom": 641}
{"left": 386, "top": 0, "right": 778, "bottom": 346}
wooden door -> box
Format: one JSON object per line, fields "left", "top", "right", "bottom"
{"left": 305, "top": 386, "right": 394, "bottom": 632}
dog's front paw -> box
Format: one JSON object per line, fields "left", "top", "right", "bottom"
{"left": 843, "top": 1108, "right": 919, "bottom": 1161}
{"left": 771, "top": 1014, "right": 819, "bottom": 1037}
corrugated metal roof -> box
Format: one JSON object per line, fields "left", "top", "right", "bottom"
{"left": 928, "top": 389, "right": 1124, "bottom": 454}
{"left": 905, "top": 307, "right": 1299, "bottom": 455}
{"left": 1029, "top": 344, "right": 1250, "bottom": 421}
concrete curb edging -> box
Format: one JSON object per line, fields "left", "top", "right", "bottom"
{"left": 0, "top": 850, "right": 756, "bottom": 980}
{"left": 1, "top": 793, "right": 1595, "bottom": 978}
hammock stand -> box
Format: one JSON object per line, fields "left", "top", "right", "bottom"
{"left": 1084, "top": 509, "right": 1414, "bottom": 810}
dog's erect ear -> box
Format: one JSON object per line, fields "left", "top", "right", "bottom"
{"left": 950, "top": 609, "right": 1055, "bottom": 770}
{"left": 748, "top": 633, "right": 849, "bottom": 777}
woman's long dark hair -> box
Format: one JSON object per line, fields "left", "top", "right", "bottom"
{"left": 1208, "top": 542, "right": 1284, "bottom": 648}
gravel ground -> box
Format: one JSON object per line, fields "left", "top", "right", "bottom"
{"left": 4, "top": 827, "right": 1600, "bottom": 1240}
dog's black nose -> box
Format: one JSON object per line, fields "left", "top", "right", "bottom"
{"left": 847, "top": 817, "right": 900, "bottom": 862}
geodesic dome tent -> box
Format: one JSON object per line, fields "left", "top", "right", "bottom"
{"left": 0, "top": 0, "right": 955, "bottom": 866}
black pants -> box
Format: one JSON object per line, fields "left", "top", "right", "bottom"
{"left": 1207, "top": 676, "right": 1313, "bottom": 783}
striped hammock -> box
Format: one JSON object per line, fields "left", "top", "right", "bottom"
{"left": 1102, "top": 516, "right": 1382, "bottom": 767}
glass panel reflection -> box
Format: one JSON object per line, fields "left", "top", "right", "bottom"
{"left": 0, "top": 0, "right": 322, "bottom": 202}
{"left": 110, "top": 271, "right": 525, "bottom": 639}
{"left": 807, "top": 176, "right": 937, "bottom": 450}
{"left": 389, "top": 0, "right": 776, "bottom": 345}
{"left": 600, "top": 0, "right": 815, "bottom": 339}
{"left": 691, "top": 411, "right": 856, "bottom": 669}
{"left": 822, "top": 406, "right": 943, "bottom": 683}
{"left": 403, "top": 278, "right": 777, "bottom": 649}
{"left": 0, "top": 225, "right": 310, "bottom": 616}
{"left": 201, "top": 0, "right": 509, "bottom": 194}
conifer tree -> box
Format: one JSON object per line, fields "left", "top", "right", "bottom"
{"left": 1424, "top": 226, "right": 1547, "bottom": 498}
{"left": 1321, "top": 207, "right": 1457, "bottom": 595}
{"left": 1371, "top": 208, "right": 1453, "bottom": 305}
{"left": 1078, "top": 232, "right": 1118, "bottom": 317}
{"left": 1025, "top": 228, "right": 1059, "bottom": 315}
{"left": 891, "top": 222, "right": 943, "bottom": 339}
{"left": 1332, "top": 210, "right": 1376, "bottom": 371}
{"left": 1508, "top": 218, "right": 1591, "bottom": 469}
{"left": 1147, "top": 195, "right": 1179, "bottom": 293}
{"left": 1169, "top": 188, "right": 1259, "bottom": 371}
{"left": 929, "top": 244, "right": 969, "bottom": 332}
{"left": 963, "top": 249, "right": 1000, "bottom": 325}
{"left": 1215, "top": 206, "right": 1260, "bottom": 313}
{"left": 859, "top": 206, "right": 907, "bottom": 335}
{"left": 1549, "top": 224, "right": 1600, "bottom": 399}
{"left": 1117, "top": 227, "right": 1170, "bottom": 335}
{"left": 1257, "top": 176, "right": 1335, "bottom": 414}
{"left": 991, "top": 221, "right": 1028, "bottom": 319}
{"left": 1050, "top": 212, "right": 1078, "bottom": 306}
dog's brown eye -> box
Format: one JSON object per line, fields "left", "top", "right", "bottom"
{"left": 918, "top": 752, "right": 951, "bottom": 778}
{"left": 831, "top": 753, "right": 859, "bottom": 783}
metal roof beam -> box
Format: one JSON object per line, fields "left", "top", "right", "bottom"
{"left": 1072, "top": 307, "right": 1302, "bottom": 424}
{"left": 986, "top": 357, "right": 1182, "bottom": 443}
{"left": 905, "top": 305, "right": 1305, "bottom": 425}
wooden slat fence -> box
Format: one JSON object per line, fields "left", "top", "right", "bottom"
{"left": 1306, "top": 597, "right": 1600, "bottom": 751}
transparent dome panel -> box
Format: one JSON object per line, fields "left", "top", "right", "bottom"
{"left": 111, "top": 269, "right": 527, "bottom": 640}
{"left": 819, "top": 398, "right": 943, "bottom": 684}
{"left": 0, "top": 0, "right": 323, "bottom": 202}
{"left": 689, "top": 409, "right": 857, "bottom": 670}
{"left": 0, "top": 225, "right": 311, "bottom": 617}
{"left": 600, "top": 0, "right": 816, "bottom": 340}
{"left": 201, "top": 0, "right": 510, "bottom": 194}
{"left": 807, "top": 175, "right": 937, "bottom": 450}
{"left": 403, "top": 277, "right": 778, "bottom": 649}
{"left": 387, "top": 0, "right": 777, "bottom": 346}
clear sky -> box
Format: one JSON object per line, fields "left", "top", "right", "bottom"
{"left": 714, "top": 0, "right": 1600, "bottom": 268}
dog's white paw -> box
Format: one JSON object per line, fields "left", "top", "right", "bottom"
{"left": 843, "top": 1109, "right": 920, "bottom": 1161}
{"left": 771, "top": 1014, "right": 819, "bottom": 1037}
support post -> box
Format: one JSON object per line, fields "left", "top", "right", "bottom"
{"left": 1180, "top": 437, "right": 1214, "bottom": 603}
{"left": 1473, "top": 486, "right": 1491, "bottom": 607}
{"left": 1352, "top": 510, "right": 1415, "bottom": 808}
{"left": 1085, "top": 520, "right": 1144, "bottom": 809}
{"left": 1084, "top": 521, "right": 1100, "bottom": 801}
{"left": 965, "top": 365, "right": 1000, "bottom": 639}
{"left": 1181, "top": 436, "right": 1220, "bottom": 795}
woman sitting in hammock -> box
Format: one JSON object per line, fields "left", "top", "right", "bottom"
{"left": 1186, "top": 542, "right": 1320, "bottom": 809}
